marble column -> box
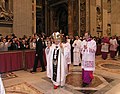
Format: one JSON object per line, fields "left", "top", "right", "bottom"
{"left": 72, "top": 0, "right": 79, "bottom": 35}
{"left": 45, "top": 0, "right": 48, "bottom": 35}
{"left": 80, "top": 0, "right": 86, "bottom": 36}
{"left": 50, "top": 8, "right": 53, "bottom": 34}
{"left": 90, "top": 0, "right": 97, "bottom": 36}
{"left": 13, "top": 0, "right": 32, "bottom": 37}
{"left": 111, "top": 0, "right": 120, "bottom": 36}
{"left": 8, "top": 0, "right": 13, "bottom": 11}
{"left": 86, "top": 0, "right": 90, "bottom": 33}
{"left": 32, "top": 0, "right": 36, "bottom": 34}
{"left": 78, "top": 0, "right": 80, "bottom": 35}
{"left": 102, "top": 0, "right": 108, "bottom": 36}
{"left": 68, "top": 0, "right": 73, "bottom": 35}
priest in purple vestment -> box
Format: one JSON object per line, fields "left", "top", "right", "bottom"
{"left": 80, "top": 32, "right": 96, "bottom": 87}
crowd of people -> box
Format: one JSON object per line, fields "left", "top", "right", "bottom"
{"left": 0, "top": 33, "right": 120, "bottom": 59}
{"left": 100, "top": 35, "right": 120, "bottom": 60}
{"left": 0, "top": 33, "right": 44, "bottom": 51}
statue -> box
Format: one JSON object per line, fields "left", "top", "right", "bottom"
{"left": 0, "top": 0, "right": 5, "bottom": 10}
{"left": 96, "top": 6, "right": 102, "bottom": 30}
{"left": 0, "top": 0, "right": 13, "bottom": 21}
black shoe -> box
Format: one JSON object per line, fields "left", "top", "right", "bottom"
{"left": 79, "top": 63, "right": 81, "bottom": 66}
{"left": 82, "top": 82, "right": 88, "bottom": 87}
{"left": 40, "top": 70, "right": 46, "bottom": 72}
{"left": 30, "top": 70, "right": 36, "bottom": 73}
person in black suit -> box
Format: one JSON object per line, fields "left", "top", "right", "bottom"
{"left": 31, "top": 34, "right": 46, "bottom": 73}
{"left": 70, "top": 35, "right": 74, "bottom": 63}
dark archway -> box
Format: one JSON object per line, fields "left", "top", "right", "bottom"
{"left": 55, "top": 4, "right": 68, "bottom": 36}
{"left": 59, "top": 8, "right": 68, "bottom": 36}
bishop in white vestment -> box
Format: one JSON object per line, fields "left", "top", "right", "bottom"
{"left": 48, "top": 39, "right": 67, "bottom": 89}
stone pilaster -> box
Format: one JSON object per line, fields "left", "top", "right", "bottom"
{"left": 80, "top": 0, "right": 86, "bottom": 36}
{"left": 50, "top": 8, "right": 53, "bottom": 34}
{"left": 78, "top": 0, "right": 80, "bottom": 35}
{"left": 102, "top": 0, "right": 108, "bottom": 36}
{"left": 13, "top": 0, "right": 32, "bottom": 37}
{"left": 32, "top": 0, "right": 36, "bottom": 34}
{"left": 68, "top": 0, "right": 73, "bottom": 35}
{"left": 111, "top": 0, "right": 120, "bottom": 36}
{"left": 72, "top": 0, "right": 79, "bottom": 35}
{"left": 86, "top": 0, "right": 90, "bottom": 33}
{"left": 90, "top": 0, "right": 97, "bottom": 36}
{"left": 45, "top": 0, "right": 48, "bottom": 35}
{"left": 8, "top": 0, "right": 13, "bottom": 11}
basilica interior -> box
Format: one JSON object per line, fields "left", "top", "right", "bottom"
{"left": 0, "top": 0, "right": 120, "bottom": 94}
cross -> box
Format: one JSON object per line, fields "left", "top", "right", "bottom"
{"left": 59, "top": 30, "right": 64, "bottom": 43}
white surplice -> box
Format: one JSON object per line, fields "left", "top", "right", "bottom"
{"left": 63, "top": 42, "right": 71, "bottom": 75}
{"left": 110, "top": 39, "right": 118, "bottom": 51}
{"left": 80, "top": 39, "right": 96, "bottom": 71}
{"left": 101, "top": 43, "right": 109, "bottom": 52}
{"left": 72, "top": 39, "right": 81, "bottom": 65}
{"left": 0, "top": 76, "right": 5, "bottom": 94}
{"left": 45, "top": 46, "right": 51, "bottom": 78}
{"left": 63, "top": 42, "right": 71, "bottom": 64}
{"left": 48, "top": 44, "right": 67, "bottom": 86}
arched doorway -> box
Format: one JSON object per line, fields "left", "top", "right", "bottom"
{"left": 54, "top": 3, "right": 68, "bottom": 36}
{"left": 58, "top": 6, "right": 68, "bottom": 36}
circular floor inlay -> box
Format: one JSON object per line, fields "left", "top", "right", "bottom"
{"left": 101, "top": 64, "right": 120, "bottom": 69}
{"left": 66, "top": 73, "right": 103, "bottom": 88}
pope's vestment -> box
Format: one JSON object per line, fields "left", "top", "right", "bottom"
{"left": 48, "top": 44, "right": 67, "bottom": 86}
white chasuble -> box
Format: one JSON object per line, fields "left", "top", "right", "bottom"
{"left": 81, "top": 40, "right": 96, "bottom": 71}
{"left": 49, "top": 45, "right": 67, "bottom": 86}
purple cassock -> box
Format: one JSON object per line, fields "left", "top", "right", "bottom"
{"left": 82, "top": 69, "right": 94, "bottom": 84}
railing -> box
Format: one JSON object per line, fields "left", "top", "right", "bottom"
{"left": 0, "top": 50, "right": 47, "bottom": 73}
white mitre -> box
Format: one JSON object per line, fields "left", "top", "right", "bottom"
{"left": 52, "top": 31, "right": 60, "bottom": 40}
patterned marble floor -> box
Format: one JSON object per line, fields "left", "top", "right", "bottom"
{"left": 2, "top": 55, "right": 120, "bottom": 94}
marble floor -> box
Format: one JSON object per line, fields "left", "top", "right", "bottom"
{"left": 2, "top": 55, "right": 120, "bottom": 94}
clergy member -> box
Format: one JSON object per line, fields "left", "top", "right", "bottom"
{"left": 109, "top": 36, "right": 118, "bottom": 59}
{"left": 45, "top": 40, "right": 51, "bottom": 78}
{"left": 101, "top": 36, "right": 109, "bottom": 60}
{"left": 80, "top": 32, "right": 96, "bottom": 87}
{"left": 72, "top": 35, "right": 81, "bottom": 66}
{"left": 62, "top": 37, "right": 71, "bottom": 74}
{"left": 48, "top": 35, "right": 67, "bottom": 89}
